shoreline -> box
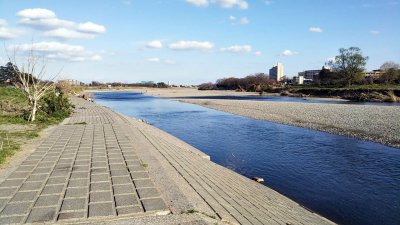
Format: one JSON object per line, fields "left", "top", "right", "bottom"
{"left": 179, "top": 98, "right": 400, "bottom": 148}
{"left": 89, "top": 87, "right": 399, "bottom": 149}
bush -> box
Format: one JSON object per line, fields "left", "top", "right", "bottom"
{"left": 38, "top": 91, "right": 73, "bottom": 123}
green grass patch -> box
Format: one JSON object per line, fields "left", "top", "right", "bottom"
{"left": 0, "top": 131, "right": 22, "bottom": 164}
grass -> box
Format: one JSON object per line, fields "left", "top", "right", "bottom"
{"left": 0, "top": 86, "right": 72, "bottom": 165}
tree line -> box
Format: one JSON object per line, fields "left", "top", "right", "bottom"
{"left": 198, "top": 47, "right": 400, "bottom": 92}
{"left": 198, "top": 73, "right": 275, "bottom": 91}
{"left": 314, "top": 47, "right": 400, "bottom": 86}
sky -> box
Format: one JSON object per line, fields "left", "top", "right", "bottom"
{"left": 0, "top": 0, "right": 399, "bottom": 84}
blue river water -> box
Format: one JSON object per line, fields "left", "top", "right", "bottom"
{"left": 94, "top": 92, "right": 400, "bottom": 225}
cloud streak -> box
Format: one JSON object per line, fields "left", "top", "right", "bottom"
{"left": 169, "top": 41, "right": 214, "bottom": 51}
{"left": 309, "top": 27, "right": 323, "bottom": 33}
{"left": 9, "top": 42, "right": 103, "bottom": 62}
{"left": 220, "top": 45, "right": 252, "bottom": 53}
{"left": 185, "top": 0, "right": 248, "bottom": 9}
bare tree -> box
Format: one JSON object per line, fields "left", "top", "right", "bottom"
{"left": 7, "top": 47, "right": 61, "bottom": 122}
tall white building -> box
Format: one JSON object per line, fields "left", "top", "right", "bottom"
{"left": 269, "top": 63, "right": 284, "bottom": 81}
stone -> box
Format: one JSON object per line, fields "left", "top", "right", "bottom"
{"left": 115, "top": 194, "right": 139, "bottom": 207}
{"left": 34, "top": 195, "right": 61, "bottom": 207}
{"left": 116, "top": 206, "right": 142, "bottom": 215}
{"left": 88, "top": 203, "right": 114, "bottom": 217}
{"left": 65, "top": 188, "right": 87, "bottom": 198}
{"left": 42, "top": 185, "right": 64, "bottom": 195}
{"left": 26, "top": 207, "right": 57, "bottom": 223}
{"left": 90, "top": 192, "right": 113, "bottom": 203}
{"left": 137, "top": 188, "right": 160, "bottom": 199}
{"left": 61, "top": 198, "right": 86, "bottom": 211}
{"left": 10, "top": 191, "right": 38, "bottom": 202}
{"left": 141, "top": 198, "right": 167, "bottom": 212}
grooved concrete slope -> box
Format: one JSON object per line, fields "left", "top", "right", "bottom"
{"left": 0, "top": 97, "right": 335, "bottom": 225}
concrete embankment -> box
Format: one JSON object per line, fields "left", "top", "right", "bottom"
{"left": 0, "top": 97, "right": 334, "bottom": 225}
{"left": 179, "top": 99, "right": 400, "bottom": 148}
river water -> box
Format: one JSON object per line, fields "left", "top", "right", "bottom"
{"left": 95, "top": 92, "right": 400, "bottom": 225}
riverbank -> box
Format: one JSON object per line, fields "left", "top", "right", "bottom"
{"left": 180, "top": 99, "right": 400, "bottom": 148}
{"left": 0, "top": 97, "right": 334, "bottom": 224}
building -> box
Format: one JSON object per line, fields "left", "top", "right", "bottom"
{"left": 58, "top": 79, "right": 84, "bottom": 86}
{"left": 269, "top": 63, "right": 284, "bottom": 81}
{"left": 293, "top": 75, "right": 304, "bottom": 85}
{"left": 363, "top": 70, "right": 384, "bottom": 79}
{"left": 298, "top": 70, "right": 321, "bottom": 81}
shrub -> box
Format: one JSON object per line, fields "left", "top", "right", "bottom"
{"left": 38, "top": 91, "right": 73, "bottom": 123}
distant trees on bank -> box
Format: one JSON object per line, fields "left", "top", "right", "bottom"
{"left": 199, "top": 73, "right": 275, "bottom": 91}
{"left": 199, "top": 47, "right": 400, "bottom": 92}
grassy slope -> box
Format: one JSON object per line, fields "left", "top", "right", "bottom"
{"left": 0, "top": 86, "right": 70, "bottom": 164}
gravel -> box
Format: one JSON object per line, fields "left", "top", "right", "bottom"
{"left": 179, "top": 99, "right": 400, "bottom": 148}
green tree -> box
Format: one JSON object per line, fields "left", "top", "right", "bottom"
{"left": 379, "top": 61, "right": 400, "bottom": 84}
{"left": 328, "top": 47, "right": 368, "bottom": 87}
{"left": 318, "top": 67, "right": 336, "bottom": 86}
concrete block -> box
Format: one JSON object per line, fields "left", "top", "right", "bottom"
{"left": 88, "top": 203, "right": 114, "bottom": 217}
{"left": 115, "top": 194, "right": 139, "bottom": 207}
{"left": 90, "top": 191, "right": 112, "bottom": 203}
{"left": 26, "top": 207, "right": 57, "bottom": 223}
{"left": 42, "top": 184, "right": 64, "bottom": 195}
{"left": 116, "top": 206, "right": 142, "bottom": 215}
{"left": 90, "top": 182, "right": 110, "bottom": 192}
{"left": 10, "top": 191, "right": 38, "bottom": 202}
{"left": 61, "top": 198, "right": 86, "bottom": 211}
{"left": 141, "top": 198, "right": 167, "bottom": 212}
{"left": 134, "top": 179, "right": 154, "bottom": 189}
{"left": 137, "top": 188, "right": 160, "bottom": 199}
{"left": 34, "top": 195, "right": 61, "bottom": 207}
{"left": 65, "top": 188, "right": 87, "bottom": 198}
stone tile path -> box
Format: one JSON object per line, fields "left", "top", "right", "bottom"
{"left": 0, "top": 101, "right": 168, "bottom": 224}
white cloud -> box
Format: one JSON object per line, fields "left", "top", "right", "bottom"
{"left": 215, "top": 0, "right": 248, "bottom": 9}
{"left": 18, "top": 17, "right": 75, "bottom": 29}
{"left": 16, "top": 8, "right": 56, "bottom": 19}
{"left": 370, "top": 30, "right": 380, "bottom": 35}
{"left": 147, "top": 57, "right": 160, "bottom": 62}
{"left": 239, "top": 16, "right": 249, "bottom": 24}
{"left": 281, "top": 50, "right": 298, "bottom": 56}
{"left": 146, "top": 40, "right": 163, "bottom": 49}
{"left": 229, "top": 15, "right": 236, "bottom": 21}
{"left": 164, "top": 59, "right": 176, "bottom": 64}
{"left": 0, "top": 19, "right": 7, "bottom": 27}
{"left": 185, "top": 0, "right": 248, "bottom": 9}
{"left": 77, "top": 22, "right": 106, "bottom": 34}
{"left": 185, "top": 0, "right": 209, "bottom": 7}
{"left": 16, "top": 8, "right": 106, "bottom": 39}
{"left": 0, "top": 19, "right": 24, "bottom": 39}
{"left": 9, "top": 42, "right": 102, "bottom": 62}
{"left": 43, "top": 28, "right": 96, "bottom": 39}
{"left": 169, "top": 41, "right": 214, "bottom": 51}
{"left": 254, "top": 51, "right": 262, "bottom": 56}
{"left": 0, "top": 27, "right": 24, "bottom": 39}
{"left": 221, "top": 45, "right": 252, "bottom": 53}
{"left": 309, "top": 27, "right": 323, "bottom": 33}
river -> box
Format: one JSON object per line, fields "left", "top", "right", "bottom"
{"left": 95, "top": 91, "right": 400, "bottom": 225}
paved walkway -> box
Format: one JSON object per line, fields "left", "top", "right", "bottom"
{"left": 0, "top": 97, "right": 335, "bottom": 225}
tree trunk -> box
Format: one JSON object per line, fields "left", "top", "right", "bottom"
{"left": 30, "top": 100, "right": 37, "bottom": 122}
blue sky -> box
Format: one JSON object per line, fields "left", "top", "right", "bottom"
{"left": 0, "top": 0, "right": 399, "bottom": 84}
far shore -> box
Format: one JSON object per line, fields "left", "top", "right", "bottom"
{"left": 88, "top": 87, "right": 399, "bottom": 148}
